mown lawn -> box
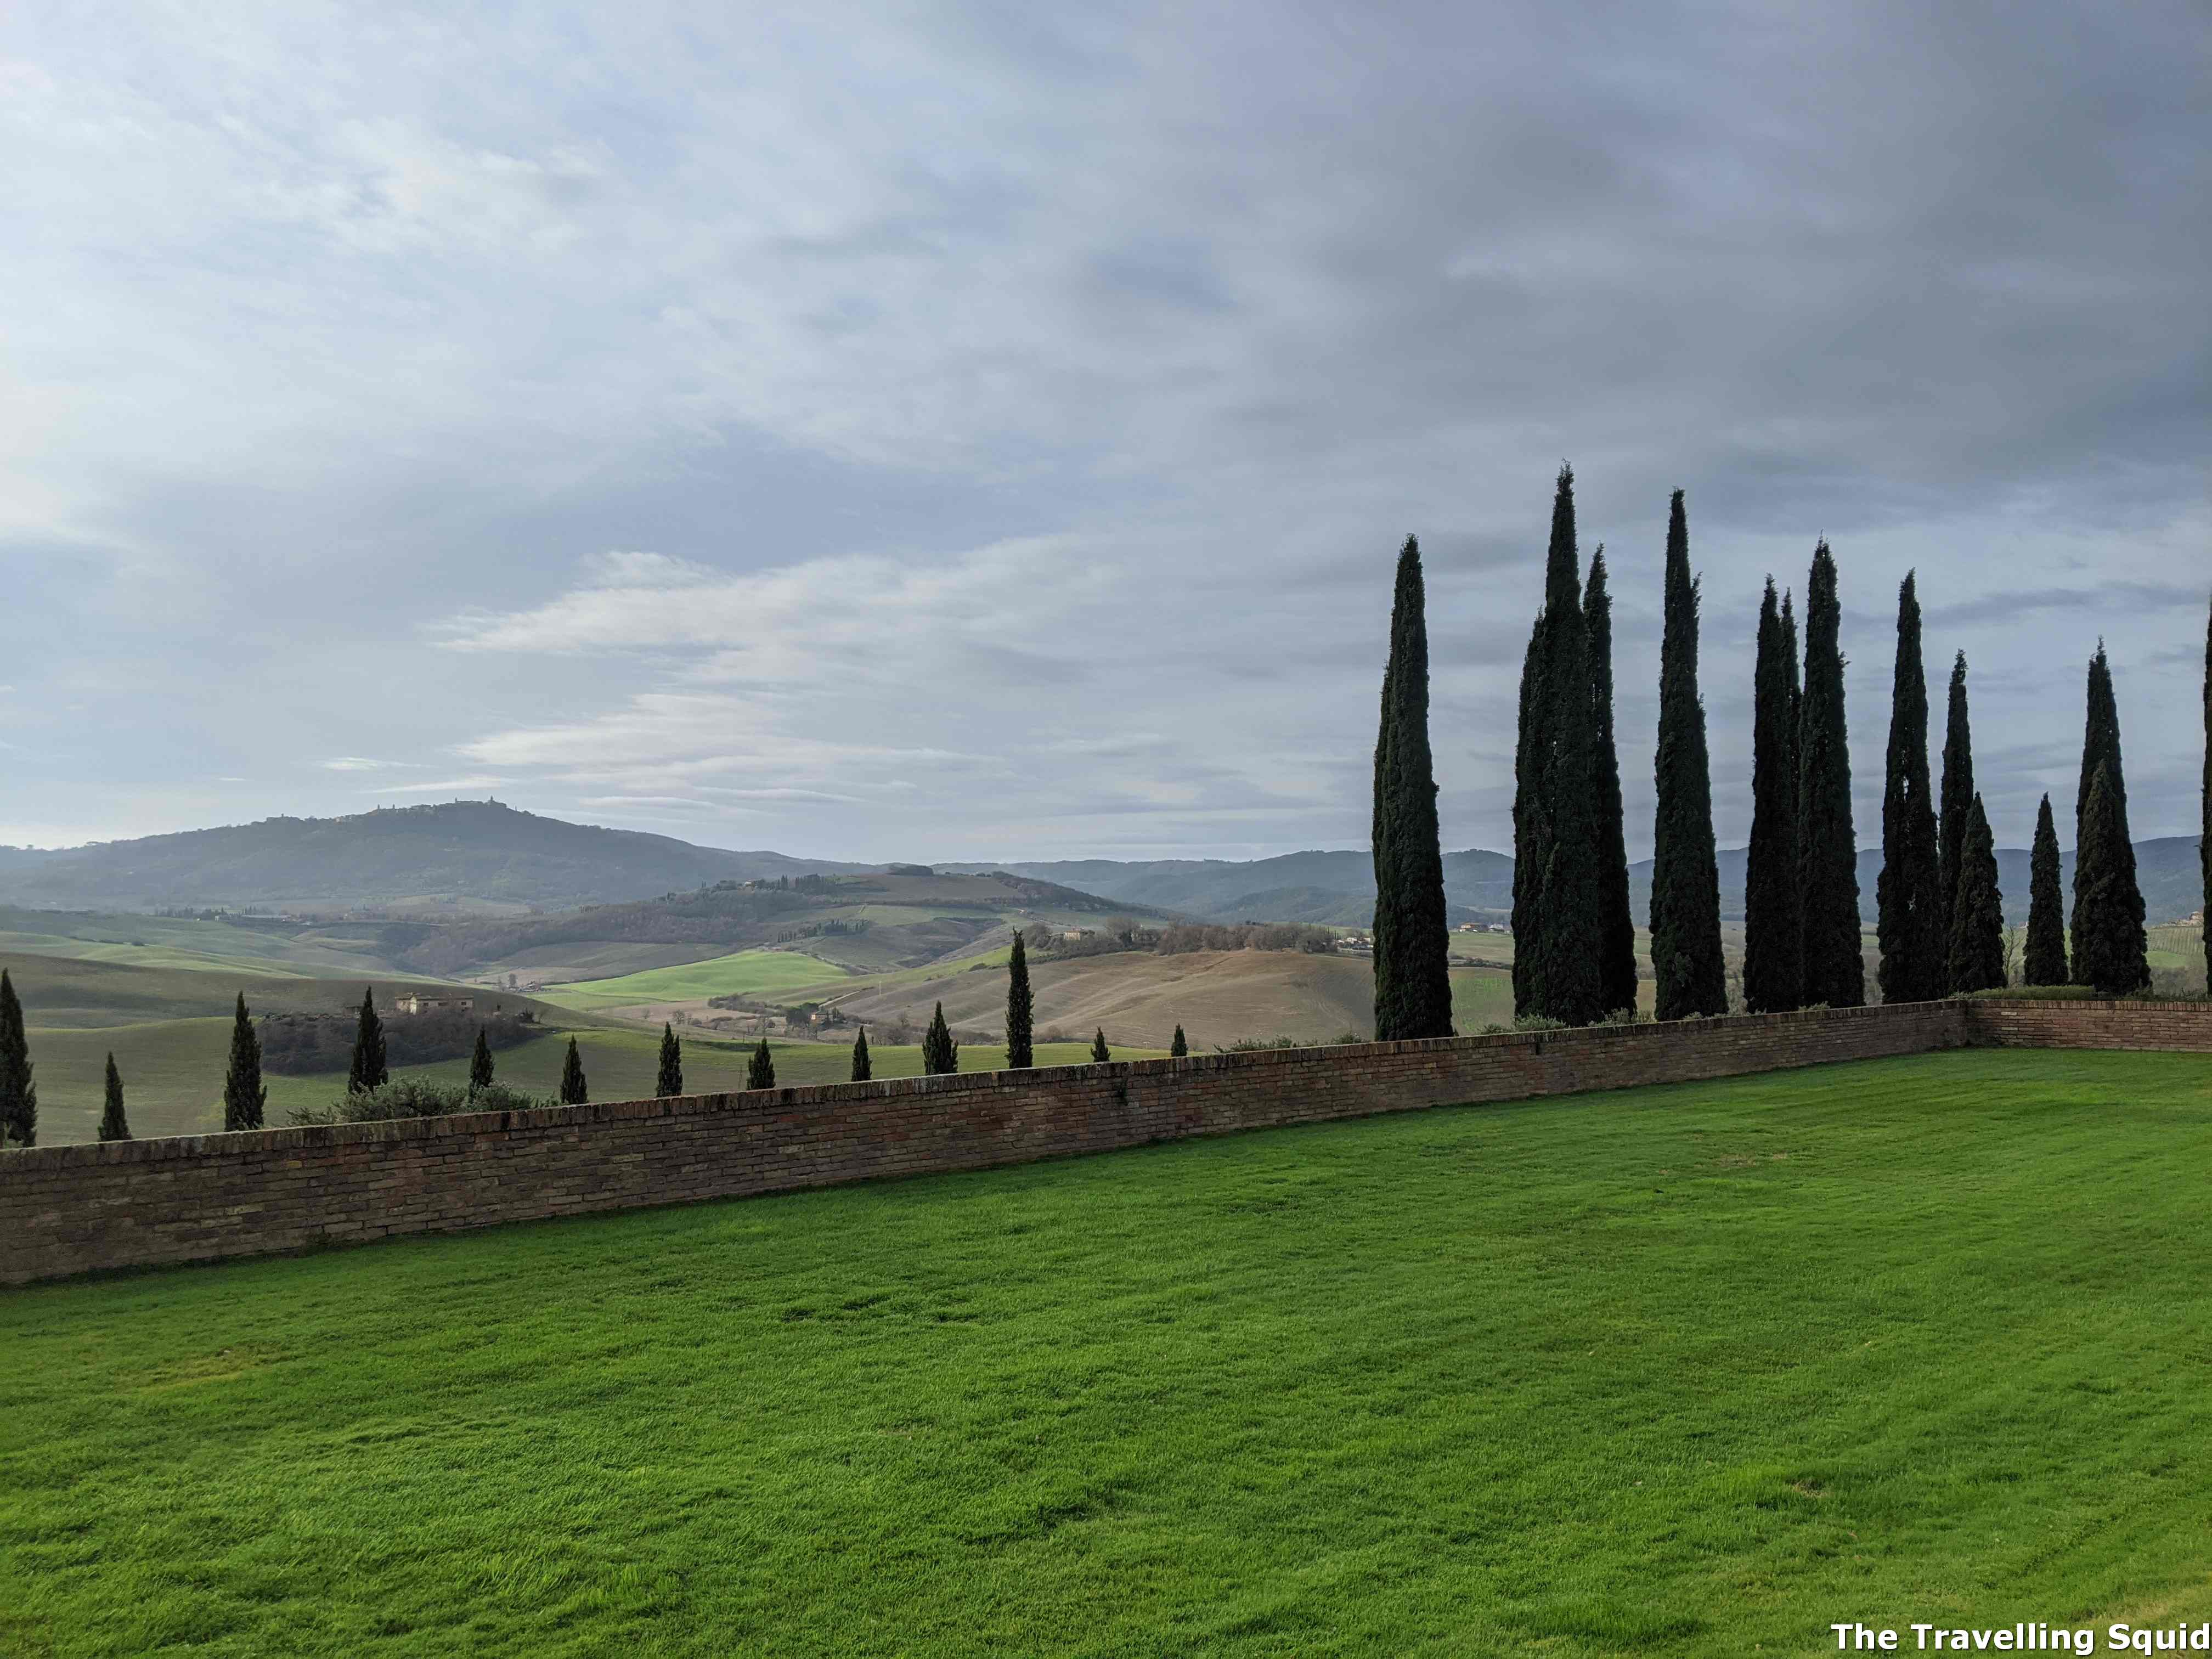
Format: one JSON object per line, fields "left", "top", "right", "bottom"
{"left": 6, "top": 1049, "right": 2212, "bottom": 1656}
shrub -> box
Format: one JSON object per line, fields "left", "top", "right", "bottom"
{"left": 287, "top": 1079, "right": 554, "bottom": 1126}
{"left": 1959, "top": 984, "right": 2143, "bottom": 1001}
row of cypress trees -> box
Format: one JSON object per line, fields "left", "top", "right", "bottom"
{"left": 1372, "top": 474, "right": 2207, "bottom": 1031}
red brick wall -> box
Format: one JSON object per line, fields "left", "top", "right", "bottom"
{"left": 2, "top": 999, "right": 2202, "bottom": 1286}
{"left": 1963, "top": 998, "right": 2212, "bottom": 1052}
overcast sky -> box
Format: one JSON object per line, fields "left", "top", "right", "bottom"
{"left": 2, "top": 2, "right": 2204, "bottom": 864}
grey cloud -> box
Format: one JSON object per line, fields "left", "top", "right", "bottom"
{"left": 0, "top": 1, "right": 2201, "bottom": 859}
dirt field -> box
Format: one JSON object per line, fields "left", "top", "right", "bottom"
{"left": 827, "top": 949, "right": 1522, "bottom": 1050}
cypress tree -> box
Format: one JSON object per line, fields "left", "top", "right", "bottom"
{"left": 747, "top": 1038, "right": 776, "bottom": 1090}
{"left": 1170, "top": 1024, "right": 1188, "bottom": 1058}
{"left": 1005, "top": 932, "right": 1035, "bottom": 1069}
{"left": 1370, "top": 534, "right": 1455, "bottom": 1040}
{"left": 1512, "top": 466, "right": 1607, "bottom": 1026}
{"left": 922, "top": 1004, "right": 957, "bottom": 1075}
{"left": 655, "top": 1022, "right": 682, "bottom": 1097}
{"left": 850, "top": 1026, "right": 872, "bottom": 1082}
{"left": 469, "top": 1028, "right": 495, "bottom": 1094}
{"left": 1585, "top": 545, "right": 1638, "bottom": 1017}
{"left": 346, "top": 988, "right": 387, "bottom": 1095}
{"left": 1742, "top": 579, "right": 1803, "bottom": 1013}
{"left": 1946, "top": 794, "right": 2005, "bottom": 994}
{"left": 222, "top": 992, "right": 267, "bottom": 1131}
{"left": 558, "top": 1037, "right": 588, "bottom": 1104}
{"left": 1509, "top": 624, "right": 1545, "bottom": 1018}
{"left": 1937, "top": 652, "right": 1976, "bottom": 952}
{"left": 2023, "top": 794, "right": 2069, "bottom": 986}
{"left": 2202, "top": 593, "right": 2210, "bottom": 994}
{"left": 1649, "top": 492, "right": 1726, "bottom": 1019}
{"left": 1797, "top": 541, "right": 1864, "bottom": 1008}
{"left": 2074, "top": 763, "right": 2149, "bottom": 995}
{"left": 0, "top": 968, "right": 36, "bottom": 1148}
{"left": 98, "top": 1053, "right": 131, "bottom": 1142}
{"left": 2070, "top": 646, "right": 2148, "bottom": 992}
{"left": 1090, "top": 1027, "right": 1110, "bottom": 1063}
{"left": 1876, "top": 572, "right": 1944, "bottom": 1004}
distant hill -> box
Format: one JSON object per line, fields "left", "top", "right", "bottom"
{"left": 391, "top": 868, "right": 1178, "bottom": 984}
{"left": 0, "top": 801, "right": 878, "bottom": 914}
{"left": 3, "top": 798, "right": 2195, "bottom": 934}
{"left": 945, "top": 849, "right": 1515, "bottom": 927}
{"left": 957, "top": 838, "right": 2202, "bottom": 929}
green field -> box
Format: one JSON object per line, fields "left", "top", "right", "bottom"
{"left": 8, "top": 1049, "right": 2212, "bottom": 1655}
{"left": 533, "top": 949, "right": 855, "bottom": 1012}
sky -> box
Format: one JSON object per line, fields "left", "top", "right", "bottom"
{"left": 2, "top": 1, "right": 2205, "bottom": 865}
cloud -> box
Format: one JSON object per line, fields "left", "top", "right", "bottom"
{"left": 0, "top": 1, "right": 2201, "bottom": 859}
{"left": 376, "top": 777, "right": 511, "bottom": 794}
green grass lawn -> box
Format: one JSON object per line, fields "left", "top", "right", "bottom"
{"left": 7, "top": 1050, "right": 2212, "bottom": 1656}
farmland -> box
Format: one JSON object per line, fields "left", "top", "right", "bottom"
{"left": 8, "top": 1049, "right": 2212, "bottom": 1654}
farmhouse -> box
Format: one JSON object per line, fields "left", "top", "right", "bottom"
{"left": 392, "top": 994, "right": 472, "bottom": 1015}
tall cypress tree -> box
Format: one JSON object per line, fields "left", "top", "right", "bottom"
{"left": 1584, "top": 545, "right": 1638, "bottom": 1016}
{"left": 1170, "top": 1024, "right": 1188, "bottom": 1058}
{"left": 347, "top": 988, "right": 387, "bottom": 1096}
{"left": 922, "top": 1004, "right": 958, "bottom": 1075}
{"left": 1797, "top": 542, "right": 1864, "bottom": 1008}
{"left": 469, "top": 1028, "right": 495, "bottom": 1093}
{"left": 2201, "top": 593, "right": 2210, "bottom": 994}
{"left": 1370, "top": 534, "right": 1455, "bottom": 1040}
{"left": 2074, "top": 763, "right": 2149, "bottom": 995}
{"left": 1946, "top": 794, "right": 2005, "bottom": 994}
{"left": 746, "top": 1038, "right": 775, "bottom": 1090}
{"left": 1937, "top": 652, "right": 1976, "bottom": 953}
{"left": 2070, "top": 646, "right": 2148, "bottom": 993}
{"left": 1649, "top": 491, "right": 1726, "bottom": 1019}
{"left": 1877, "top": 572, "right": 1944, "bottom": 1004}
{"left": 1090, "top": 1027, "right": 1110, "bottom": 1063}
{"left": 850, "top": 1026, "right": 872, "bottom": 1082}
{"left": 1743, "top": 579, "right": 1803, "bottom": 1013}
{"left": 1782, "top": 589, "right": 1802, "bottom": 741}
{"left": 223, "top": 992, "right": 266, "bottom": 1131}
{"left": 2023, "top": 794, "right": 2069, "bottom": 985}
{"left": 99, "top": 1053, "right": 131, "bottom": 1142}
{"left": 656, "top": 1022, "right": 683, "bottom": 1097}
{"left": 1005, "top": 932, "right": 1035, "bottom": 1069}
{"left": 0, "top": 968, "right": 36, "bottom": 1148}
{"left": 1510, "top": 624, "right": 1545, "bottom": 1018}
{"left": 1512, "top": 466, "right": 1607, "bottom": 1026}
{"left": 558, "top": 1037, "right": 588, "bottom": 1103}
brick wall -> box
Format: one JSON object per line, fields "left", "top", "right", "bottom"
{"left": 2, "top": 998, "right": 2203, "bottom": 1286}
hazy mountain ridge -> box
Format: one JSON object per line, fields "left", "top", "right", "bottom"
{"left": 956, "top": 838, "right": 2203, "bottom": 929}
{"left": 0, "top": 801, "right": 879, "bottom": 913}
{"left": 1, "top": 802, "right": 2196, "bottom": 930}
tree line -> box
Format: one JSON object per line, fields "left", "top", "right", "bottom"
{"left": 1369, "top": 467, "right": 2211, "bottom": 1037}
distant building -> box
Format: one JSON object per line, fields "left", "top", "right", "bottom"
{"left": 393, "top": 994, "right": 473, "bottom": 1016}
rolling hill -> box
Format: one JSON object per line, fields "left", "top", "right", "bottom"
{"left": 0, "top": 800, "right": 878, "bottom": 914}
{"left": 960, "top": 836, "right": 2204, "bottom": 929}
{"left": 828, "top": 949, "right": 1525, "bottom": 1052}
{"left": 6, "top": 798, "right": 2193, "bottom": 933}
{"left": 391, "top": 868, "right": 1178, "bottom": 985}
{"left": 944, "top": 849, "right": 1516, "bottom": 926}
